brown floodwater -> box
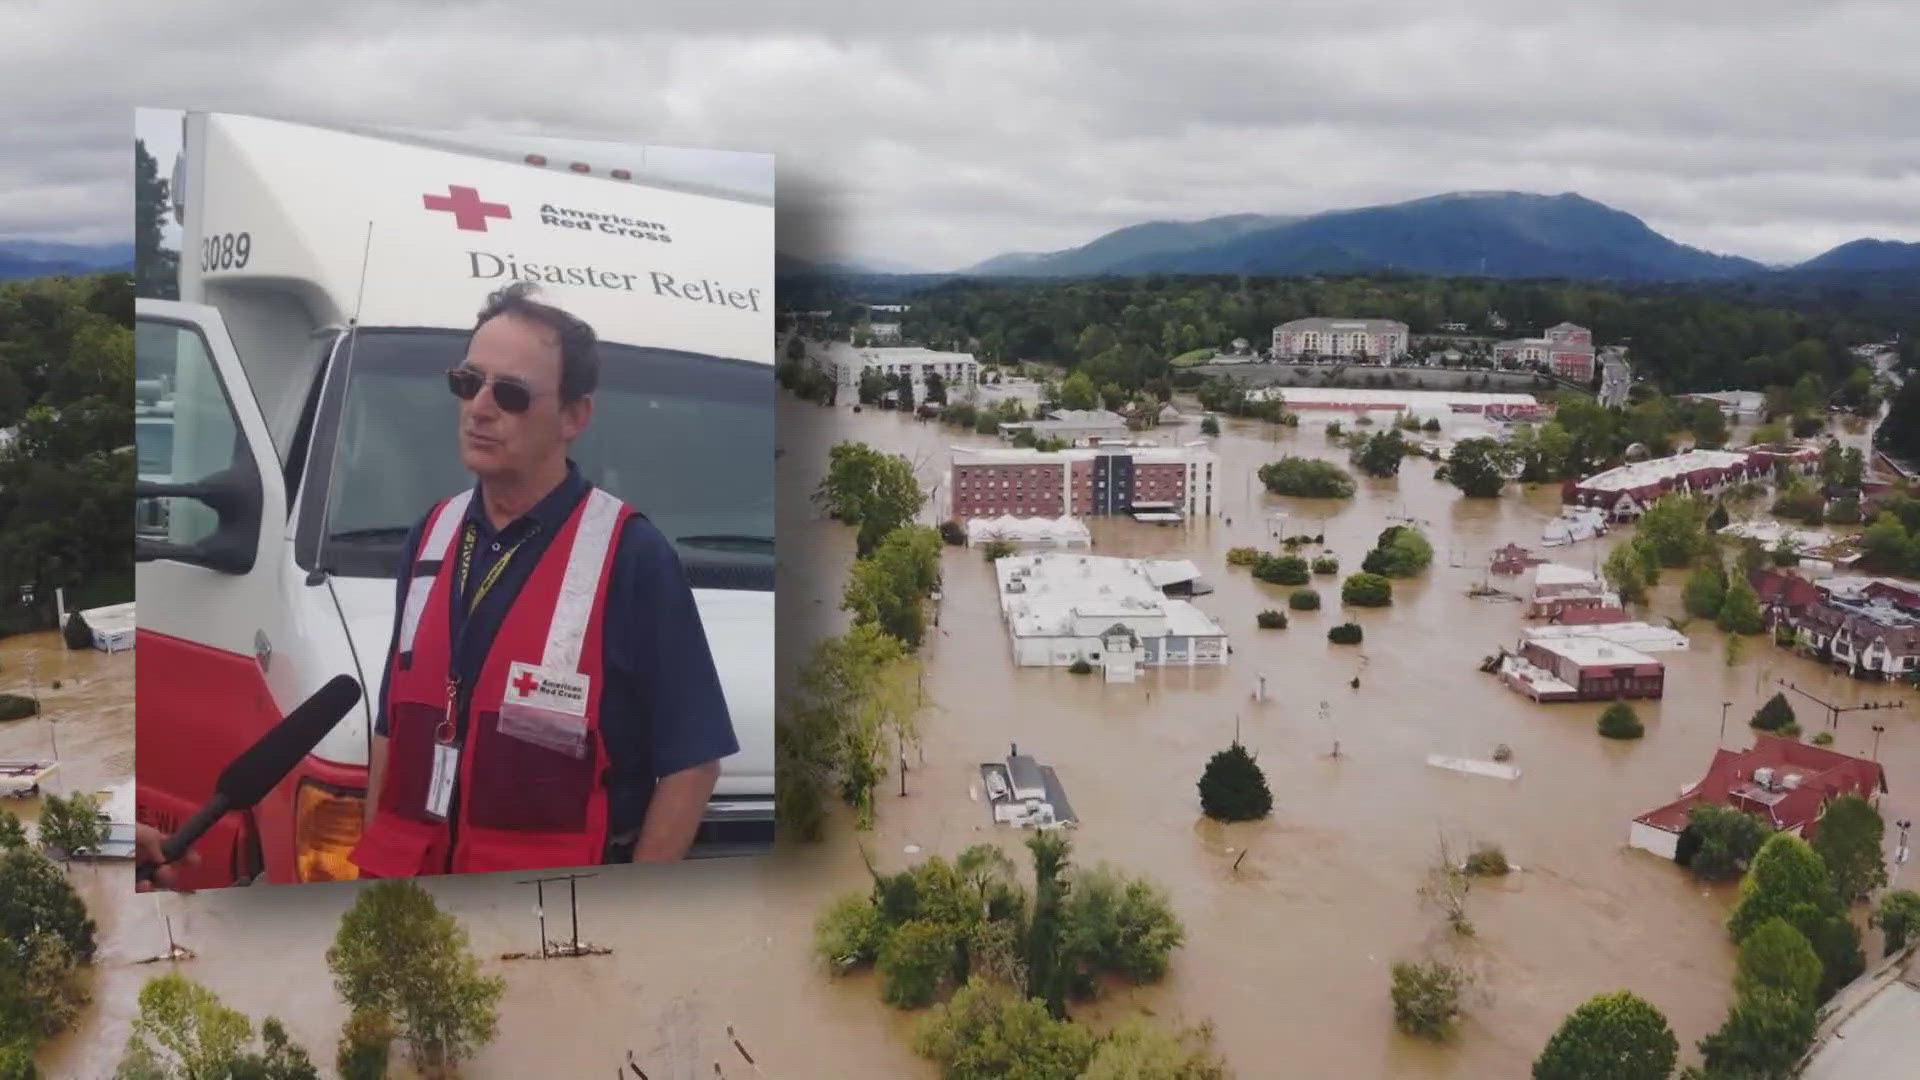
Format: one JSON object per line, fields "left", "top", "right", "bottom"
{"left": 30, "top": 400, "right": 1920, "bottom": 1079}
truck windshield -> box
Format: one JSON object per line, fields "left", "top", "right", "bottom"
{"left": 310, "top": 329, "right": 773, "bottom": 589}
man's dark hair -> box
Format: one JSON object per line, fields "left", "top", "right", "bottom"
{"left": 472, "top": 282, "right": 600, "bottom": 401}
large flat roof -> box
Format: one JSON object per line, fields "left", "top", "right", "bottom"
{"left": 1246, "top": 387, "right": 1539, "bottom": 408}
{"left": 1576, "top": 449, "right": 1755, "bottom": 493}
{"left": 1528, "top": 635, "right": 1658, "bottom": 667}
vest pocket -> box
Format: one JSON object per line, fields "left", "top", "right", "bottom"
{"left": 465, "top": 709, "right": 597, "bottom": 832}
{"left": 382, "top": 701, "right": 445, "bottom": 822}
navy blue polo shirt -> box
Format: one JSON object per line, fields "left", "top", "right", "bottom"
{"left": 373, "top": 461, "right": 739, "bottom": 834}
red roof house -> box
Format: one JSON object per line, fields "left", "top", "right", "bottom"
{"left": 1628, "top": 735, "right": 1890, "bottom": 861}
{"left": 1749, "top": 568, "right": 1822, "bottom": 628}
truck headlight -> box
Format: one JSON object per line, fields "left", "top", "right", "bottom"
{"left": 294, "top": 778, "right": 364, "bottom": 883}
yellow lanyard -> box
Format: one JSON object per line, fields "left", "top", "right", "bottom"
{"left": 456, "top": 522, "right": 531, "bottom": 615}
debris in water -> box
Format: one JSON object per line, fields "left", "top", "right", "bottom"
{"left": 1492, "top": 743, "right": 1514, "bottom": 763}
{"left": 904, "top": 844, "right": 921, "bottom": 855}
{"left": 1426, "top": 754, "right": 1521, "bottom": 781}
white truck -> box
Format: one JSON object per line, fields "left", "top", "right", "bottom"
{"left": 134, "top": 111, "right": 774, "bottom": 887}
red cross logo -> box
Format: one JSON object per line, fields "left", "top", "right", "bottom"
{"left": 423, "top": 185, "right": 512, "bottom": 232}
{"left": 512, "top": 671, "right": 541, "bottom": 697}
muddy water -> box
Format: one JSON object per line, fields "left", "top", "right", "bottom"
{"left": 36, "top": 402, "right": 1920, "bottom": 1078}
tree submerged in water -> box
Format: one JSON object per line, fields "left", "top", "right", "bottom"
{"left": 1197, "top": 741, "right": 1273, "bottom": 822}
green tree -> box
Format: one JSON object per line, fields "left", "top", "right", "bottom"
{"left": 815, "top": 893, "right": 889, "bottom": 970}
{"left": 1257, "top": 458, "right": 1356, "bottom": 498}
{"left": 1328, "top": 622, "right": 1364, "bottom": 644}
{"left": 35, "top": 792, "right": 107, "bottom": 861}
{"left": 1341, "top": 573, "right": 1392, "bottom": 607}
{"left": 1199, "top": 415, "right": 1220, "bottom": 437}
{"left": 325, "top": 879, "right": 505, "bottom": 1075}
{"left": 1080, "top": 1020, "right": 1226, "bottom": 1080}
{"left": 1751, "top": 693, "right": 1796, "bottom": 732}
{"left": 1197, "top": 742, "right": 1271, "bottom": 822}
{"left": 1604, "top": 541, "right": 1648, "bottom": 605}
{"left": 1717, "top": 573, "right": 1764, "bottom": 635}
{"left": 1728, "top": 832, "right": 1837, "bottom": 943}
{"left": 813, "top": 442, "right": 928, "bottom": 556}
{"left": 1636, "top": 495, "right": 1712, "bottom": 567}
{"left": 1682, "top": 562, "right": 1728, "bottom": 621}
{"left": 1251, "top": 555, "right": 1310, "bottom": 586}
{"left": 1811, "top": 793, "right": 1887, "bottom": 906}
{"left": 1351, "top": 430, "right": 1408, "bottom": 479}
{"left": 115, "top": 974, "right": 250, "bottom": 1080}
{"left": 1059, "top": 868, "right": 1185, "bottom": 988}
{"left": 1788, "top": 905, "right": 1866, "bottom": 1002}
{"left": 1390, "top": 959, "right": 1469, "bottom": 1040}
{"left": 1442, "top": 437, "right": 1516, "bottom": 498}
{"left": 1694, "top": 989, "right": 1817, "bottom": 1080}
{"left": 0, "top": 850, "right": 95, "bottom": 962}
{"left": 0, "top": 931, "right": 88, "bottom": 1053}
{"left": 1598, "top": 702, "right": 1645, "bottom": 740}
{"left": 843, "top": 525, "right": 943, "bottom": 649}
{"left": 881, "top": 920, "right": 963, "bottom": 1008}
{"left": 1532, "top": 991, "right": 1678, "bottom": 1080}
{"left": 912, "top": 978, "right": 1095, "bottom": 1080}
{"left": 0, "top": 811, "right": 25, "bottom": 851}
{"left": 1870, "top": 889, "right": 1920, "bottom": 956}
{"left": 1680, "top": 804, "right": 1769, "bottom": 881}
{"left": 1362, "top": 526, "right": 1433, "bottom": 578}
{"left": 1734, "top": 917, "right": 1822, "bottom": 1007}
{"left": 1024, "top": 832, "right": 1073, "bottom": 1019}
{"left": 1058, "top": 371, "right": 1099, "bottom": 411}
{"left": 134, "top": 140, "right": 179, "bottom": 301}
{"left": 335, "top": 1010, "right": 396, "bottom": 1080}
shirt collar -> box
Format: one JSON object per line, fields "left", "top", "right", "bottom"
{"left": 466, "top": 459, "right": 588, "bottom": 540}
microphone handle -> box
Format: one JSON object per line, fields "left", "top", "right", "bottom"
{"left": 137, "top": 793, "right": 234, "bottom": 882}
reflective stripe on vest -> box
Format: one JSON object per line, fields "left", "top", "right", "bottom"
{"left": 399, "top": 489, "right": 474, "bottom": 655}
{"left": 544, "top": 488, "right": 623, "bottom": 672}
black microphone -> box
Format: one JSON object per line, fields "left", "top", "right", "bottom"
{"left": 138, "top": 674, "right": 363, "bottom": 883}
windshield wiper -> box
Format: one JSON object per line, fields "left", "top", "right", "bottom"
{"left": 328, "top": 526, "right": 414, "bottom": 544}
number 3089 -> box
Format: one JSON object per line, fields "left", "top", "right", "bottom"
{"left": 201, "top": 232, "right": 252, "bottom": 272}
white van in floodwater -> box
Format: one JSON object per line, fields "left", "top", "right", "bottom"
{"left": 135, "top": 112, "right": 773, "bottom": 887}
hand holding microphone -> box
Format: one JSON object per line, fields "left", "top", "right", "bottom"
{"left": 136, "top": 675, "right": 363, "bottom": 890}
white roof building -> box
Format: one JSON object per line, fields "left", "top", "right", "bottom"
{"left": 1523, "top": 621, "right": 1692, "bottom": 653}
{"left": 1242, "top": 386, "right": 1544, "bottom": 417}
{"left": 966, "top": 515, "right": 1093, "bottom": 549}
{"left": 993, "top": 552, "right": 1227, "bottom": 679}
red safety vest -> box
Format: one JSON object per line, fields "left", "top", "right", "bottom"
{"left": 349, "top": 485, "right": 632, "bottom": 877}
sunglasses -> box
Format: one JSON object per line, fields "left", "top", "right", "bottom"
{"left": 446, "top": 367, "right": 540, "bottom": 413}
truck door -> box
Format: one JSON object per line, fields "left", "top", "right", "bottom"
{"left": 133, "top": 298, "right": 291, "bottom": 889}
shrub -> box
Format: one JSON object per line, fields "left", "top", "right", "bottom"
{"left": 1255, "top": 610, "right": 1287, "bottom": 630}
{"left": 1680, "top": 804, "right": 1770, "bottom": 881}
{"left": 0, "top": 694, "right": 40, "bottom": 722}
{"left": 1778, "top": 722, "right": 1801, "bottom": 739}
{"left": 1390, "top": 959, "right": 1468, "bottom": 1040}
{"left": 1363, "top": 526, "right": 1433, "bottom": 577}
{"left": 1068, "top": 659, "right": 1093, "bottom": 675}
{"left": 1311, "top": 556, "right": 1339, "bottom": 575}
{"left": 1811, "top": 731, "right": 1834, "bottom": 746}
{"left": 1871, "top": 890, "right": 1920, "bottom": 956}
{"left": 1253, "top": 555, "right": 1311, "bottom": 586}
{"left": 1598, "top": 702, "right": 1644, "bottom": 740}
{"left": 982, "top": 539, "right": 1016, "bottom": 562}
{"left": 1341, "top": 573, "right": 1392, "bottom": 607}
{"left": 1225, "top": 546, "right": 1260, "bottom": 567}
{"left": 336, "top": 1010, "right": 397, "bottom": 1080}
{"left": 1197, "top": 741, "right": 1273, "bottom": 822}
{"left": 1533, "top": 991, "right": 1678, "bottom": 1080}
{"left": 1257, "top": 457, "right": 1356, "bottom": 498}
{"left": 62, "top": 612, "right": 92, "bottom": 651}
{"left": 1328, "top": 623, "right": 1363, "bottom": 645}
{"left": 1288, "top": 589, "right": 1321, "bottom": 611}
{"left": 939, "top": 520, "right": 966, "bottom": 546}
{"left": 1464, "top": 846, "right": 1510, "bottom": 877}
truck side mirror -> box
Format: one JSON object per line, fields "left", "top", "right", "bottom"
{"left": 134, "top": 461, "right": 263, "bottom": 575}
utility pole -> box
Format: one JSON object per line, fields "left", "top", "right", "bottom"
{"left": 1719, "top": 701, "right": 1731, "bottom": 747}
{"left": 1774, "top": 678, "right": 1905, "bottom": 730}
{"left": 1872, "top": 723, "right": 1888, "bottom": 760}
{"left": 1896, "top": 819, "right": 1912, "bottom": 884}
{"left": 514, "top": 872, "right": 600, "bottom": 959}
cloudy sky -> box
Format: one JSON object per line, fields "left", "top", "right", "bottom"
{"left": 8, "top": 0, "right": 1920, "bottom": 272}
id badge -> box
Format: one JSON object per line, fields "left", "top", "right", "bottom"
{"left": 499, "top": 661, "right": 591, "bottom": 759}
{"left": 426, "top": 743, "right": 459, "bottom": 819}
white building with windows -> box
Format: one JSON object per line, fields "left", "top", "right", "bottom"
{"left": 813, "top": 344, "right": 979, "bottom": 395}
{"left": 993, "top": 552, "right": 1228, "bottom": 681}
{"left": 1271, "top": 318, "right": 1410, "bottom": 362}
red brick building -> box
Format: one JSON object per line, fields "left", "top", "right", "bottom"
{"left": 1629, "top": 736, "right": 1889, "bottom": 861}
{"left": 951, "top": 445, "right": 1221, "bottom": 522}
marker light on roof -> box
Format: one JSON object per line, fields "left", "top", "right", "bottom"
{"left": 525, "top": 153, "right": 547, "bottom": 166}
{"left": 570, "top": 162, "right": 590, "bottom": 173}
{"left": 611, "top": 169, "right": 632, "bottom": 181}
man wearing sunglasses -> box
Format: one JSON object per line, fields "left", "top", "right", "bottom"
{"left": 350, "top": 282, "right": 738, "bottom": 877}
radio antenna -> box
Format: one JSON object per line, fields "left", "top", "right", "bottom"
{"left": 306, "top": 220, "right": 375, "bottom": 585}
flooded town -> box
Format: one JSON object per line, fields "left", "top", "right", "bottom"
{"left": 13, "top": 327, "right": 1920, "bottom": 1076}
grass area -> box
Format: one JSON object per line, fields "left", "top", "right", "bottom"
{"left": 1171, "top": 348, "right": 1218, "bottom": 368}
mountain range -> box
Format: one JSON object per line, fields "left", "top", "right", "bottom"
{"left": 956, "top": 192, "right": 1916, "bottom": 283}
{"left": 0, "top": 240, "right": 135, "bottom": 280}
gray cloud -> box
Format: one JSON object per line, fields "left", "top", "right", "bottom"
{"left": 3, "top": 1, "right": 1916, "bottom": 270}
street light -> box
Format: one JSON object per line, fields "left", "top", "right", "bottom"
{"left": 1872, "top": 723, "right": 1888, "bottom": 761}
